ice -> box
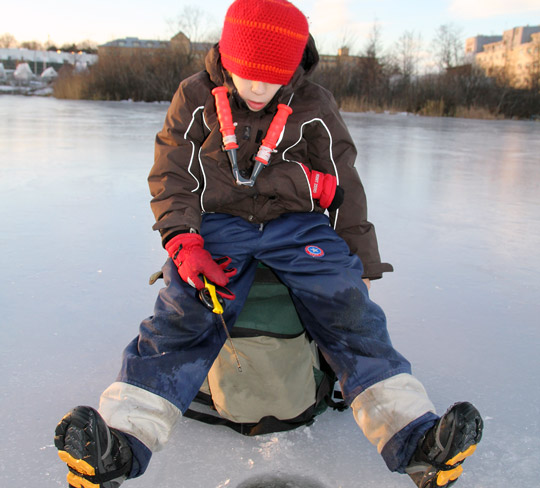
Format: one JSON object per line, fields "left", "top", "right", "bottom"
{"left": 1, "top": 95, "right": 539, "bottom": 487}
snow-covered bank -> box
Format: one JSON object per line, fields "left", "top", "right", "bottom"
{"left": 0, "top": 83, "right": 53, "bottom": 96}
{"left": 1, "top": 96, "right": 539, "bottom": 488}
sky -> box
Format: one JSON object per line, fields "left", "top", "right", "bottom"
{"left": 3, "top": 0, "right": 540, "bottom": 55}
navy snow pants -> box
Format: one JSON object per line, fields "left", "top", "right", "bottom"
{"left": 118, "top": 212, "right": 412, "bottom": 411}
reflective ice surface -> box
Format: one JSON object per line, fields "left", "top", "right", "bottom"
{"left": 1, "top": 95, "right": 539, "bottom": 487}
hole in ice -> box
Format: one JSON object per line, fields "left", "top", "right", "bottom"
{"left": 236, "top": 472, "right": 328, "bottom": 488}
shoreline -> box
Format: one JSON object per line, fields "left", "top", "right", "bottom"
{"left": 0, "top": 82, "right": 53, "bottom": 96}
{"left": 2, "top": 87, "right": 538, "bottom": 122}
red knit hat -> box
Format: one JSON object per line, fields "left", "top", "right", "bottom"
{"left": 219, "top": 0, "right": 309, "bottom": 85}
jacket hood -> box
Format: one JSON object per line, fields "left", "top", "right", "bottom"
{"left": 205, "top": 35, "right": 319, "bottom": 109}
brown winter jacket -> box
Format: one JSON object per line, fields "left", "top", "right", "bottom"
{"left": 149, "top": 40, "right": 392, "bottom": 279}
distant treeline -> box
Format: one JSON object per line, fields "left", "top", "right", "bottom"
{"left": 53, "top": 49, "right": 540, "bottom": 120}
{"left": 314, "top": 60, "right": 540, "bottom": 120}
{"left": 53, "top": 50, "right": 199, "bottom": 102}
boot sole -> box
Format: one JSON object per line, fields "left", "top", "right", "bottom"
{"left": 57, "top": 407, "right": 107, "bottom": 488}
{"left": 435, "top": 402, "right": 483, "bottom": 487}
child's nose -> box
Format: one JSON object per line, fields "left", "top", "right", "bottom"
{"left": 251, "top": 81, "right": 266, "bottom": 95}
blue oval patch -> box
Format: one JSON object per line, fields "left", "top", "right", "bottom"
{"left": 305, "top": 245, "right": 325, "bottom": 257}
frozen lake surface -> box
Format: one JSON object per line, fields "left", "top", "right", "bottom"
{"left": 1, "top": 95, "right": 539, "bottom": 487}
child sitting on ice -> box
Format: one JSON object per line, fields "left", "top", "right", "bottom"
{"left": 54, "top": 1, "right": 483, "bottom": 487}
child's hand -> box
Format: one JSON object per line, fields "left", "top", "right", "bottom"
{"left": 165, "top": 233, "right": 236, "bottom": 290}
{"left": 301, "top": 164, "right": 344, "bottom": 211}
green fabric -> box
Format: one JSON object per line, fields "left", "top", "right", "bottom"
{"left": 234, "top": 280, "right": 304, "bottom": 336}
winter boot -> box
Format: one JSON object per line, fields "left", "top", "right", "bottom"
{"left": 406, "top": 402, "right": 483, "bottom": 488}
{"left": 54, "top": 406, "right": 133, "bottom": 488}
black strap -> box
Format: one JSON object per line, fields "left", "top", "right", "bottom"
{"left": 316, "top": 350, "right": 348, "bottom": 412}
{"left": 325, "top": 392, "right": 348, "bottom": 412}
{"left": 183, "top": 406, "right": 316, "bottom": 436}
{"left": 230, "top": 327, "right": 305, "bottom": 339}
{"left": 68, "top": 463, "right": 131, "bottom": 484}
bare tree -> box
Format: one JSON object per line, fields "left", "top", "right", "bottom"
{"left": 20, "top": 40, "right": 43, "bottom": 51}
{"left": 362, "top": 21, "right": 383, "bottom": 59}
{"left": 393, "top": 30, "right": 423, "bottom": 79}
{"left": 334, "top": 29, "right": 359, "bottom": 55}
{"left": 431, "top": 23, "right": 464, "bottom": 71}
{"left": 167, "top": 5, "right": 218, "bottom": 43}
{"left": 355, "top": 21, "right": 389, "bottom": 104}
{"left": 0, "top": 33, "right": 18, "bottom": 48}
{"left": 78, "top": 39, "right": 99, "bottom": 54}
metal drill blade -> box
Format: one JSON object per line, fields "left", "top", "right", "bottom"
{"left": 218, "top": 313, "right": 242, "bottom": 373}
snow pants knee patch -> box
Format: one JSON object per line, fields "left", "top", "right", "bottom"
{"left": 351, "top": 373, "right": 438, "bottom": 471}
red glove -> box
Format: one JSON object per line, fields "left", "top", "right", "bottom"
{"left": 301, "top": 164, "right": 344, "bottom": 210}
{"left": 165, "top": 233, "right": 236, "bottom": 291}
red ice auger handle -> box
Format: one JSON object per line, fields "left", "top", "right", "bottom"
{"left": 212, "top": 87, "right": 238, "bottom": 150}
{"left": 254, "top": 104, "right": 293, "bottom": 165}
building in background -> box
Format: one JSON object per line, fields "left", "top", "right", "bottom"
{"left": 465, "top": 35, "right": 503, "bottom": 58}
{"left": 0, "top": 47, "right": 98, "bottom": 77}
{"left": 466, "top": 25, "right": 540, "bottom": 88}
{"left": 319, "top": 47, "right": 364, "bottom": 69}
{"left": 97, "top": 37, "right": 169, "bottom": 55}
{"left": 98, "top": 32, "right": 213, "bottom": 61}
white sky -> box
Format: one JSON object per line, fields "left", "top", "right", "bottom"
{"left": 2, "top": 0, "right": 540, "bottom": 54}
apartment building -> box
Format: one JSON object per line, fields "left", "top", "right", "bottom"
{"left": 466, "top": 25, "right": 540, "bottom": 88}
{"left": 465, "top": 35, "right": 502, "bottom": 58}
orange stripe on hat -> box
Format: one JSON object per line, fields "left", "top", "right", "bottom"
{"left": 225, "top": 16, "right": 309, "bottom": 42}
{"left": 221, "top": 52, "right": 295, "bottom": 77}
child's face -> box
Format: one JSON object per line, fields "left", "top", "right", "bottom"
{"left": 230, "top": 73, "right": 282, "bottom": 112}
